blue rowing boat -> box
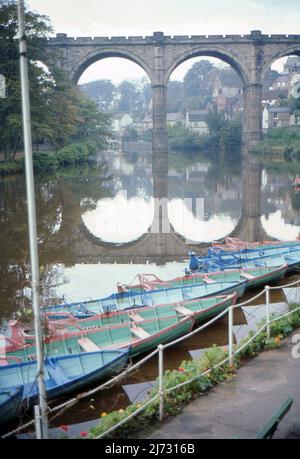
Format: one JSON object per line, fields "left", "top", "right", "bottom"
{"left": 188, "top": 251, "right": 288, "bottom": 273}
{"left": 44, "top": 278, "right": 247, "bottom": 318}
{"left": 0, "top": 385, "right": 23, "bottom": 424}
{"left": 0, "top": 349, "right": 129, "bottom": 422}
{"left": 189, "top": 244, "right": 300, "bottom": 272}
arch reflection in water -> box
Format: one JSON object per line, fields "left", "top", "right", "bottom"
{"left": 81, "top": 149, "right": 245, "bottom": 252}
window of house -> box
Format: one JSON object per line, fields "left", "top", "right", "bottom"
{"left": 273, "top": 121, "right": 277, "bottom": 127}
{"left": 273, "top": 112, "right": 278, "bottom": 119}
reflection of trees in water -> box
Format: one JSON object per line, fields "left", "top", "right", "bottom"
{"left": 0, "top": 163, "right": 113, "bottom": 320}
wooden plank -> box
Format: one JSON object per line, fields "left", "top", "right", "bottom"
{"left": 204, "top": 276, "right": 215, "bottom": 284}
{"left": 255, "top": 397, "right": 294, "bottom": 439}
{"left": 240, "top": 271, "right": 255, "bottom": 280}
{"left": 78, "top": 337, "right": 99, "bottom": 352}
{"left": 129, "top": 312, "right": 144, "bottom": 322}
{"left": 174, "top": 305, "right": 192, "bottom": 316}
{"left": 131, "top": 326, "right": 150, "bottom": 339}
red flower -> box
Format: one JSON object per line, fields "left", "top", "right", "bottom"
{"left": 59, "top": 425, "right": 69, "bottom": 432}
{"left": 178, "top": 367, "right": 185, "bottom": 373}
{"left": 80, "top": 431, "right": 89, "bottom": 437}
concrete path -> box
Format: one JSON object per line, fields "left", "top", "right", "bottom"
{"left": 142, "top": 329, "right": 300, "bottom": 439}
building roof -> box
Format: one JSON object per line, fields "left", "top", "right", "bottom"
{"left": 268, "top": 106, "right": 291, "bottom": 113}
{"left": 274, "top": 75, "right": 288, "bottom": 83}
{"left": 167, "top": 112, "right": 184, "bottom": 121}
{"left": 142, "top": 114, "right": 152, "bottom": 123}
{"left": 218, "top": 69, "right": 242, "bottom": 87}
{"left": 262, "top": 89, "right": 286, "bottom": 100}
{"left": 285, "top": 56, "right": 300, "bottom": 70}
{"left": 112, "top": 113, "right": 132, "bottom": 120}
{"left": 187, "top": 110, "right": 208, "bottom": 122}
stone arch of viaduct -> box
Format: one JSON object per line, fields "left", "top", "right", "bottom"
{"left": 44, "top": 30, "right": 300, "bottom": 152}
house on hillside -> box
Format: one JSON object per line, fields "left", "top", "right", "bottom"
{"left": 139, "top": 114, "right": 153, "bottom": 133}
{"left": 212, "top": 69, "right": 243, "bottom": 98}
{"left": 284, "top": 56, "right": 300, "bottom": 74}
{"left": 212, "top": 69, "right": 243, "bottom": 117}
{"left": 262, "top": 89, "right": 287, "bottom": 108}
{"left": 112, "top": 113, "right": 133, "bottom": 135}
{"left": 271, "top": 75, "right": 288, "bottom": 90}
{"left": 186, "top": 110, "right": 209, "bottom": 135}
{"left": 263, "top": 106, "right": 292, "bottom": 130}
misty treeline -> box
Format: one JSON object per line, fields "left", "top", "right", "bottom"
{"left": 0, "top": 0, "right": 111, "bottom": 162}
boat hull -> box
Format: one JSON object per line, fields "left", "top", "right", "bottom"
{"left": 0, "top": 350, "right": 129, "bottom": 414}
{"left": 0, "top": 386, "right": 23, "bottom": 424}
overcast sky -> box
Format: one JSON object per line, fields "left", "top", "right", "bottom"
{"left": 27, "top": 0, "right": 299, "bottom": 84}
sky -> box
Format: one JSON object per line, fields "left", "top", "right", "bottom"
{"left": 27, "top": 0, "right": 300, "bottom": 84}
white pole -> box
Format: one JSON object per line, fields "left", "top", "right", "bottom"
{"left": 158, "top": 344, "right": 164, "bottom": 422}
{"left": 228, "top": 306, "right": 234, "bottom": 366}
{"left": 266, "top": 285, "right": 270, "bottom": 339}
{"left": 17, "top": 0, "right": 48, "bottom": 439}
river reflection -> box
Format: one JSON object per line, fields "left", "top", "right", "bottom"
{"left": 1, "top": 143, "right": 300, "bottom": 436}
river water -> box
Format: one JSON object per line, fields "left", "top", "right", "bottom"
{"left": 1, "top": 143, "right": 299, "bottom": 437}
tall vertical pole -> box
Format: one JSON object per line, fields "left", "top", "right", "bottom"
{"left": 158, "top": 344, "right": 164, "bottom": 422}
{"left": 266, "top": 285, "right": 271, "bottom": 339}
{"left": 17, "top": 0, "right": 48, "bottom": 439}
{"left": 228, "top": 306, "right": 234, "bottom": 367}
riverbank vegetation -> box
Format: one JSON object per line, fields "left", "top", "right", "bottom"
{"left": 251, "top": 127, "right": 300, "bottom": 159}
{"left": 0, "top": 1, "right": 111, "bottom": 176}
{"left": 56, "top": 303, "right": 300, "bottom": 439}
{"left": 168, "top": 110, "right": 242, "bottom": 158}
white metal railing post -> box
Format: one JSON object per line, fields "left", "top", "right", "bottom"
{"left": 158, "top": 344, "right": 164, "bottom": 421}
{"left": 228, "top": 306, "right": 234, "bottom": 366}
{"left": 34, "top": 405, "right": 42, "bottom": 439}
{"left": 265, "top": 286, "right": 271, "bottom": 339}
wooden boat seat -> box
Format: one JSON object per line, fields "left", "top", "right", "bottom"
{"left": 129, "top": 312, "right": 144, "bottom": 322}
{"left": 46, "top": 362, "right": 68, "bottom": 384}
{"left": 204, "top": 276, "right": 215, "bottom": 284}
{"left": 131, "top": 326, "right": 150, "bottom": 339}
{"left": 174, "top": 305, "right": 192, "bottom": 316}
{"left": 240, "top": 272, "right": 255, "bottom": 280}
{"left": 77, "top": 337, "right": 99, "bottom": 352}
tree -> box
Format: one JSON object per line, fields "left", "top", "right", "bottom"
{"left": 183, "top": 60, "right": 215, "bottom": 98}
{"left": 80, "top": 79, "right": 116, "bottom": 112}
{"left": 167, "top": 81, "right": 185, "bottom": 112}
{"left": 117, "top": 80, "right": 143, "bottom": 113}
{"left": 0, "top": 1, "right": 112, "bottom": 160}
{"left": 72, "top": 92, "right": 111, "bottom": 148}
{"left": 205, "top": 108, "right": 227, "bottom": 136}
{"left": 0, "top": 0, "right": 52, "bottom": 159}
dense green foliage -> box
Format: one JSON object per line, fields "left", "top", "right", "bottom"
{"left": 81, "top": 77, "right": 152, "bottom": 118}
{"left": 168, "top": 110, "right": 242, "bottom": 157}
{"left": 251, "top": 127, "right": 300, "bottom": 159}
{"left": 0, "top": 1, "right": 111, "bottom": 166}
